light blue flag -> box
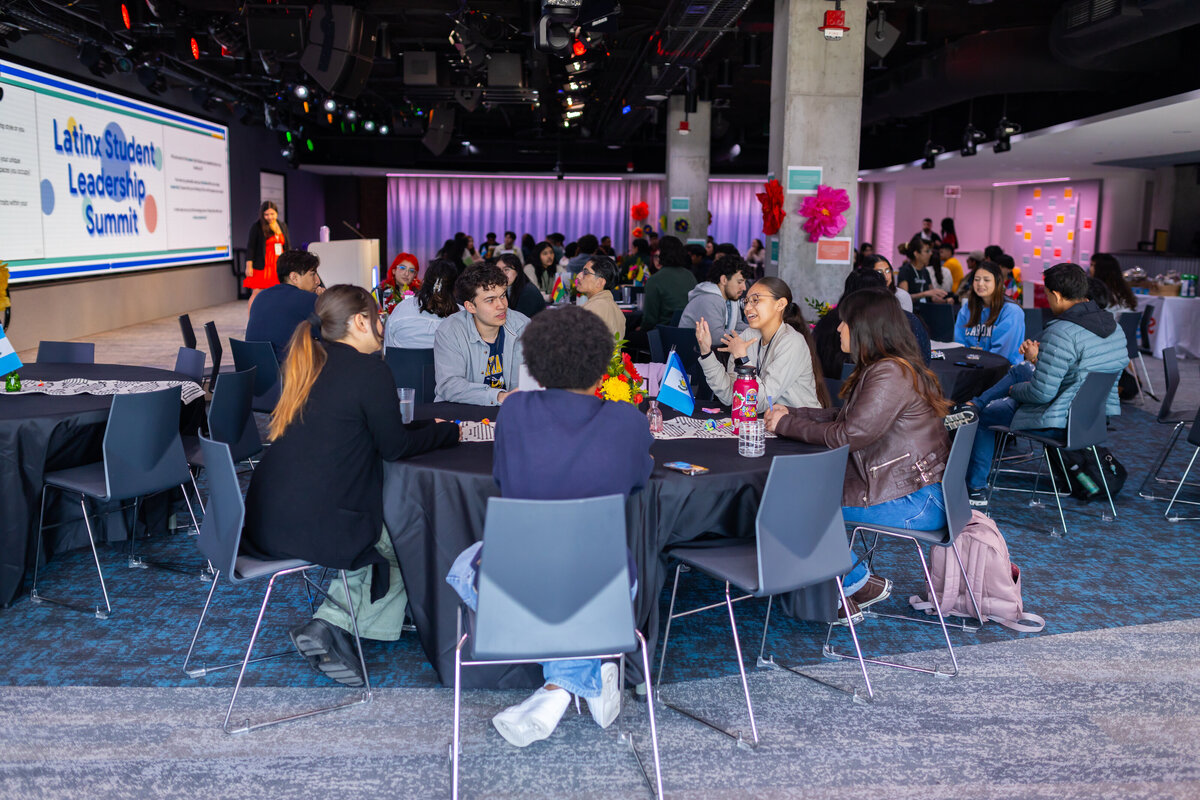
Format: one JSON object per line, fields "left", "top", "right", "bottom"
{"left": 0, "top": 322, "right": 22, "bottom": 376}
{"left": 656, "top": 348, "right": 695, "bottom": 416}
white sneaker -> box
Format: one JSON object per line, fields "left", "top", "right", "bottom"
{"left": 491, "top": 686, "right": 571, "bottom": 747}
{"left": 587, "top": 662, "right": 622, "bottom": 729}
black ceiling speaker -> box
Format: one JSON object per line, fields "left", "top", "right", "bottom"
{"left": 421, "top": 107, "right": 456, "bottom": 156}
{"left": 300, "top": 4, "right": 378, "bottom": 99}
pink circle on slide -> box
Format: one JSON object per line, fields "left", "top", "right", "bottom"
{"left": 144, "top": 195, "right": 158, "bottom": 233}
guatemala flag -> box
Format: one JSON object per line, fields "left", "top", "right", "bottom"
{"left": 657, "top": 348, "right": 694, "bottom": 416}
{"left": 0, "top": 322, "right": 22, "bottom": 377}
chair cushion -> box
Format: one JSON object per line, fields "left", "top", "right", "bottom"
{"left": 989, "top": 424, "right": 1067, "bottom": 449}
{"left": 844, "top": 520, "right": 951, "bottom": 546}
{"left": 666, "top": 539, "right": 761, "bottom": 595}
{"left": 232, "top": 555, "right": 313, "bottom": 582}
{"left": 43, "top": 462, "right": 108, "bottom": 499}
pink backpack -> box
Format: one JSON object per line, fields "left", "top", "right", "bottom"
{"left": 908, "top": 511, "right": 1045, "bottom": 633}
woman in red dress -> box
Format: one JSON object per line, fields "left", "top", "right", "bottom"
{"left": 244, "top": 201, "right": 290, "bottom": 309}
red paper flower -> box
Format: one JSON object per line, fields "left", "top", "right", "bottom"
{"left": 631, "top": 202, "right": 649, "bottom": 221}
{"left": 632, "top": 227, "right": 644, "bottom": 238}
{"left": 797, "top": 185, "right": 850, "bottom": 243}
{"left": 756, "top": 179, "right": 786, "bottom": 236}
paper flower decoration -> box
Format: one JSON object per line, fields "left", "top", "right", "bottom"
{"left": 631, "top": 201, "right": 649, "bottom": 221}
{"left": 674, "top": 218, "right": 689, "bottom": 234}
{"left": 632, "top": 227, "right": 644, "bottom": 238}
{"left": 756, "top": 179, "right": 786, "bottom": 236}
{"left": 797, "top": 185, "right": 850, "bottom": 242}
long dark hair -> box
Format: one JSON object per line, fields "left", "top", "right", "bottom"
{"left": 754, "top": 276, "right": 831, "bottom": 408}
{"left": 416, "top": 259, "right": 459, "bottom": 318}
{"left": 861, "top": 255, "right": 897, "bottom": 295}
{"left": 271, "top": 285, "right": 381, "bottom": 440}
{"left": 839, "top": 288, "right": 949, "bottom": 415}
{"left": 966, "top": 261, "right": 1007, "bottom": 329}
{"left": 1091, "top": 253, "right": 1135, "bottom": 310}
{"left": 258, "top": 200, "right": 280, "bottom": 237}
{"left": 497, "top": 253, "right": 532, "bottom": 303}
{"left": 532, "top": 241, "right": 556, "bottom": 282}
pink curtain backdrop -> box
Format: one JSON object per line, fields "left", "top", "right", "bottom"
{"left": 386, "top": 174, "right": 765, "bottom": 266}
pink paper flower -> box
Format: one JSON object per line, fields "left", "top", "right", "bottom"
{"left": 798, "top": 185, "right": 850, "bottom": 242}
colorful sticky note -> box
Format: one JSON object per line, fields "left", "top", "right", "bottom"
{"left": 1033, "top": 188, "right": 1042, "bottom": 199}
{"left": 1045, "top": 224, "right": 1054, "bottom": 234}
{"left": 1023, "top": 255, "right": 1031, "bottom": 265}
{"left": 1015, "top": 223, "right": 1023, "bottom": 234}
{"left": 1053, "top": 248, "right": 1062, "bottom": 259}
{"left": 1067, "top": 231, "right": 1074, "bottom": 241}
{"left": 1064, "top": 187, "right": 1073, "bottom": 199}
{"left": 1045, "top": 238, "right": 1053, "bottom": 247}
{"left": 1024, "top": 231, "right": 1032, "bottom": 241}
{"left": 1034, "top": 247, "right": 1042, "bottom": 257}
{"left": 1025, "top": 207, "right": 1034, "bottom": 217}
{"left": 1083, "top": 219, "right": 1093, "bottom": 230}
{"left": 1036, "top": 213, "right": 1044, "bottom": 225}
{"left": 1056, "top": 214, "right": 1065, "bottom": 225}
{"left": 1048, "top": 198, "right": 1057, "bottom": 209}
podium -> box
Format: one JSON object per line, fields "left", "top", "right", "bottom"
{"left": 307, "top": 239, "right": 379, "bottom": 291}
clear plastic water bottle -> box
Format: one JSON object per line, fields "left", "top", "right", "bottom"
{"left": 646, "top": 399, "right": 664, "bottom": 434}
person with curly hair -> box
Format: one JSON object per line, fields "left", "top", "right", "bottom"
{"left": 433, "top": 262, "right": 529, "bottom": 405}
{"left": 446, "top": 304, "right": 653, "bottom": 748}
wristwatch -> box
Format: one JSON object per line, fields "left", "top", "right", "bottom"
{"left": 734, "top": 356, "right": 749, "bottom": 368}
{"left": 699, "top": 349, "right": 713, "bottom": 360}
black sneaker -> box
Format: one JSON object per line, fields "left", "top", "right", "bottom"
{"left": 967, "top": 488, "right": 989, "bottom": 509}
{"left": 289, "top": 618, "right": 366, "bottom": 687}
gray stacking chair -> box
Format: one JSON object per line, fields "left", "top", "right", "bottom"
{"left": 1164, "top": 404, "right": 1200, "bottom": 522}
{"left": 824, "top": 420, "right": 984, "bottom": 679}
{"left": 1117, "top": 311, "right": 1155, "bottom": 402}
{"left": 1138, "top": 348, "right": 1198, "bottom": 502}
{"left": 37, "top": 340, "right": 95, "bottom": 363}
{"left": 203, "top": 321, "right": 223, "bottom": 389}
{"left": 182, "top": 437, "right": 371, "bottom": 733}
{"left": 384, "top": 347, "right": 436, "bottom": 403}
{"left": 173, "top": 346, "right": 206, "bottom": 383}
{"left": 986, "top": 372, "right": 1120, "bottom": 536}
{"left": 452, "top": 495, "right": 663, "bottom": 800}
{"left": 183, "top": 368, "right": 262, "bottom": 512}
{"left": 31, "top": 386, "right": 202, "bottom": 618}
{"left": 647, "top": 328, "right": 665, "bottom": 363}
{"left": 230, "top": 338, "right": 282, "bottom": 413}
{"left": 178, "top": 313, "right": 198, "bottom": 350}
{"left": 656, "top": 446, "right": 871, "bottom": 749}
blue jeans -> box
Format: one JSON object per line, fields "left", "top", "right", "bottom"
{"left": 445, "top": 542, "right": 636, "bottom": 698}
{"left": 965, "top": 362, "right": 1061, "bottom": 489}
{"left": 840, "top": 484, "right": 947, "bottom": 592}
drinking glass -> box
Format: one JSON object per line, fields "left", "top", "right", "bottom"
{"left": 738, "top": 419, "right": 765, "bottom": 458}
{"left": 397, "top": 387, "right": 415, "bottom": 424}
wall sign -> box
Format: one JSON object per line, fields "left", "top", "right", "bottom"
{"left": 785, "top": 166, "right": 822, "bottom": 195}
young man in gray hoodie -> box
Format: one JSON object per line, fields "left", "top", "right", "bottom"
{"left": 679, "top": 257, "right": 749, "bottom": 344}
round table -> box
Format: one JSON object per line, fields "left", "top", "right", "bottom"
{"left": 382, "top": 402, "right": 835, "bottom": 689}
{"left": 929, "top": 347, "right": 1010, "bottom": 403}
{"left": 0, "top": 363, "right": 204, "bottom": 607}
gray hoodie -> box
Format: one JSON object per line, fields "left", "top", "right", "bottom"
{"left": 678, "top": 282, "right": 746, "bottom": 343}
{"left": 433, "top": 308, "right": 529, "bottom": 405}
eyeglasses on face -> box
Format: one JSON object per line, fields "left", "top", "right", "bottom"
{"left": 739, "top": 293, "right": 778, "bottom": 308}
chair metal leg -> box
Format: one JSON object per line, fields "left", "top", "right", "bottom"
{"left": 31, "top": 491, "right": 112, "bottom": 619}
{"left": 189, "top": 470, "right": 206, "bottom": 515}
{"left": 1139, "top": 422, "right": 1186, "bottom": 500}
{"left": 183, "top": 569, "right": 221, "bottom": 677}
{"left": 834, "top": 581, "right": 873, "bottom": 700}
{"left": 756, "top": 595, "right": 773, "bottom": 666}
{"left": 128, "top": 487, "right": 213, "bottom": 580}
{"left": 1092, "top": 446, "right": 1118, "bottom": 521}
{"left": 654, "top": 563, "right": 682, "bottom": 689}
{"left": 340, "top": 569, "right": 373, "bottom": 695}
{"left": 1166, "top": 447, "right": 1200, "bottom": 522}
{"left": 221, "top": 566, "right": 371, "bottom": 734}
{"left": 635, "top": 630, "right": 665, "bottom": 800}
{"left": 451, "top": 632, "right": 468, "bottom": 800}
{"left": 723, "top": 582, "right": 759, "bottom": 746}
{"left": 1137, "top": 353, "right": 1157, "bottom": 400}
{"left": 1046, "top": 447, "right": 1070, "bottom": 537}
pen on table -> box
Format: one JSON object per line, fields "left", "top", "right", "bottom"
{"left": 766, "top": 395, "right": 774, "bottom": 413}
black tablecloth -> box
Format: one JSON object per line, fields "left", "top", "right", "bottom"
{"left": 383, "top": 402, "right": 837, "bottom": 689}
{"left": 930, "top": 348, "right": 1010, "bottom": 403}
{"left": 0, "top": 364, "right": 205, "bottom": 607}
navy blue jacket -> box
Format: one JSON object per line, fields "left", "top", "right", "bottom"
{"left": 245, "top": 283, "right": 318, "bottom": 363}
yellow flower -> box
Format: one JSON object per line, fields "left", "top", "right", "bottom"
{"left": 602, "top": 376, "right": 632, "bottom": 403}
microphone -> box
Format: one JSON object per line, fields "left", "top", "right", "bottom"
{"left": 342, "top": 220, "right": 366, "bottom": 239}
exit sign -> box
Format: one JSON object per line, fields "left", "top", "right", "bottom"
{"left": 944, "top": 185, "right": 962, "bottom": 199}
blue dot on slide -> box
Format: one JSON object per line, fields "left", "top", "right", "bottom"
{"left": 100, "top": 122, "right": 127, "bottom": 181}
{"left": 40, "top": 179, "right": 54, "bottom": 214}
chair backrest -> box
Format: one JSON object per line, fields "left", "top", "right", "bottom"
{"left": 1157, "top": 346, "right": 1181, "bottom": 422}
{"left": 473, "top": 495, "right": 636, "bottom": 661}
{"left": 840, "top": 361, "right": 855, "bottom": 380}
{"left": 915, "top": 303, "right": 955, "bottom": 342}
{"left": 209, "top": 367, "right": 263, "bottom": 463}
{"left": 204, "top": 321, "right": 223, "bottom": 386}
{"left": 940, "top": 419, "right": 979, "bottom": 541}
{"left": 102, "top": 386, "right": 190, "bottom": 501}
{"left": 1138, "top": 304, "right": 1153, "bottom": 353}
{"left": 1188, "top": 403, "right": 1200, "bottom": 448}
{"left": 667, "top": 308, "right": 684, "bottom": 327}
{"left": 824, "top": 377, "right": 844, "bottom": 408}
{"left": 647, "top": 328, "right": 665, "bottom": 363}
{"left": 173, "top": 346, "right": 206, "bottom": 382}
{"left": 37, "top": 340, "right": 95, "bottom": 364}
{"left": 755, "top": 447, "right": 854, "bottom": 596}
{"left": 1023, "top": 308, "right": 1044, "bottom": 341}
{"left": 229, "top": 338, "right": 281, "bottom": 411}
{"left": 1116, "top": 312, "right": 1140, "bottom": 360}
{"left": 178, "top": 314, "right": 197, "bottom": 350}
{"left": 656, "top": 325, "right": 698, "bottom": 365}
{"left": 383, "top": 347, "right": 436, "bottom": 403}
{"left": 195, "top": 436, "right": 248, "bottom": 580}
{"left": 1065, "top": 371, "right": 1119, "bottom": 450}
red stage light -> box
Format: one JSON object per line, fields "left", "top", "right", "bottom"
{"left": 120, "top": 3, "right": 131, "bottom": 29}
{"left": 189, "top": 37, "right": 200, "bottom": 60}
{"left": 572, "top": 38, "right": 586, "bottom": 57}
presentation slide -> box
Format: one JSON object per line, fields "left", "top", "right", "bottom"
{"left": 0, "top": 59, "right": 232, "bottom": 283}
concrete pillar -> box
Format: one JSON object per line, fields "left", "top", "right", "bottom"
{"left": 767, "top": 0, "right": 867, "bottom": 304}
{"left": 665, "top": 94, "right": 712, "bottom": 244}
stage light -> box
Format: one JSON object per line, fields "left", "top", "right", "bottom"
{"left": 364, "top": 120, "right": 376, "bottom": 132}
{"left": 136, "top": 65, "right": 166, "bottom": 94}
{"left": 281, "top": 144, "right": 294, "bottom": 159}
{"left": 960, "top": 123, "right": 986, "bottom": 157}
{"left": 189, "top": 37, "right": 200, "bottom": 60}
{"left": 294, "top": 84, "right": 310, "bottom": 100}
{"left": 379, "top": 124, "right": 389, "bottom": 135}
{"left": 120, "top": 3, "right": 132, "bottom": 29}
{"left": 324, "top": 98, "right": 337, "bottom": 112}
{"left": 572, "top": 38, "right": 586, "bottom": 57}
{"left": 565, "top": 110, "right": 583, "bottom": 119}
{"left": 622, "top": 105, "right": 631, "bottom": 115}
{"left": 921, "top": 139, "right": 945, "bottom": 170}
{"left": 345, "top": 109, "right": 358, "bottom": 121}
{"left": 993, "top": 117, "right": 1021, "bottom": 153}
{"left": 677, "top": 119, "right": 690, "bottom": 135}
{"left": 566, "top": 60, "right": 591, "bottom": 74}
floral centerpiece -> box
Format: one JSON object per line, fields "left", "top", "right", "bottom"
{"left": 805, "top": 297, "right": 832, "bottom": 318}
{"left": 596, "top": 333, "right": 644, "bottom": 405}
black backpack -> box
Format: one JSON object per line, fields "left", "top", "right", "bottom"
{"left": 1047, "top": 446, "right": 1127, "bottom": 502}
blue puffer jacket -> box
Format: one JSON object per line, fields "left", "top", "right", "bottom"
{"left": 1010, "top": 300, "right": 1127, "bottom": 430}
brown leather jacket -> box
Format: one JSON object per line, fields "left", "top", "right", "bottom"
{"left": 774, "top": 358, "right": 949, "bottom": 507}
